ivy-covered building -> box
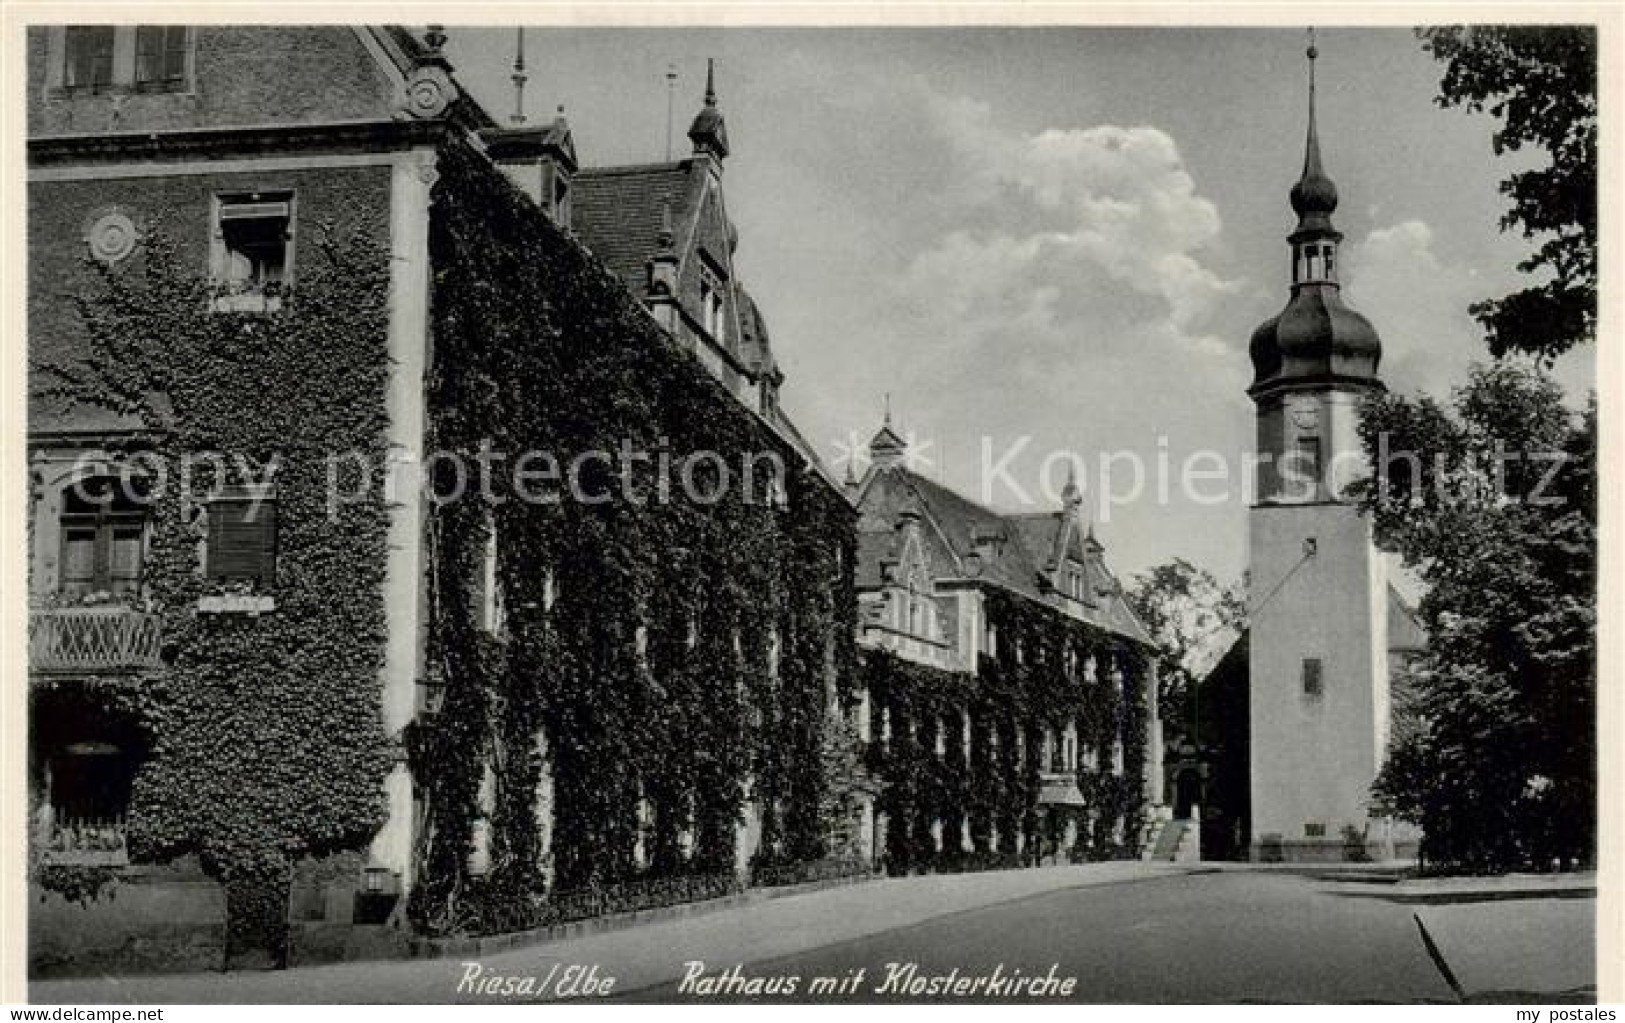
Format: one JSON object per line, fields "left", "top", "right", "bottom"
{"left": 25, "top": 24, "right": 857, "bottom": 974}
{"left": 848, "top": 424, "right": 1165, "bottom": 870}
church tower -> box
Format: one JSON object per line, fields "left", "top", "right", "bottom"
{"left": 1246, "top": 38, "right": 1394, "bottom": 861}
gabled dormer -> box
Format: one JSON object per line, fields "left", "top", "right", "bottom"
{"left": 860, "top": 502, "right": 955, "bottom": 659}
{"left": 485, "top": 107, "right": 578, "bottom": 226}
{"left": 570, "top": 60, "right": 772, "bottom": 405}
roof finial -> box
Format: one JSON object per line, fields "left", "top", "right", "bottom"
{"left": 686, "top": 57, "right": 729, "bottom": 161}
{"left": 510, "top": 27, "right": 528, "bottom": 125}
{"left": 1062, "top": 460, "right": 1082, "bottom": 508}
{"left": 665, "top": 64, "right": 679, "bottom": 161}
{"left": 1303, "top": 27, "right": 1322, "bottom": 181}
{"left": 1289, "top": 27, "right": 1338, "bottom": 226}
{"left": 883, "top": 391, "right": 892, "bottom": 428}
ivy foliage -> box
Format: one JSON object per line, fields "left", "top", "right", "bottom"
{"left": 407, "top": 135, "right": 859, "bottom": 934}
{"left": 863, "top": 588, "right": 1151, "bottom": 873}
{"left": 47, "top": 224, "right": 396, "bottom": 963}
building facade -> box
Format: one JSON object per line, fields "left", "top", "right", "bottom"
{"left": 24, "top": 24, "right": 852, "bottom": 973}
{"left": 25, "top": 23, "right": 1166, "bottom": 977}
{"left": 849, "top": 424, "right": 1164, "bottom": 869}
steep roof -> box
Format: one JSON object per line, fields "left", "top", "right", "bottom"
{"left": 569, "top": 161, "right": 698, "bottom": 293}
{"left": 854, "top": 461, "right": 1150, "bottom": 644}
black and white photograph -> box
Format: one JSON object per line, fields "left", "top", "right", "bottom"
{"left": 5, "top": 6, "right": 1613, "bottom": 1008}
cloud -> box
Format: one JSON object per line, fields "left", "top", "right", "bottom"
{"left": 1342, "top": 219, "right": 1486, "bottom": 398}
{"left": 891, "top": 91, "right": 1245, "bottom": 377}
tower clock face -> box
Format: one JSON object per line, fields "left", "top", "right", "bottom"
{"left": 1287, "top": 397, "right": 1320, "bottom": 431}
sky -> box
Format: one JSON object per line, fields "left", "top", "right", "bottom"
{"left": 444, "top": 25, "right": 1596, "bottom": 587}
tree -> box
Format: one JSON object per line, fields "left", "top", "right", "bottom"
{"left": 1419, "top": 27, "right": 1597, "bottom": 362}
{"left": 1359, "top": 362, "right": 1595, "bottom": 871}
{"left": 1124, "top": 558, "right": 1246, "bottom": 739}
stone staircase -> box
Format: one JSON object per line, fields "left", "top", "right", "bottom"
{"left": 1142, "top": 818, "right": 1200, "bottom": 862}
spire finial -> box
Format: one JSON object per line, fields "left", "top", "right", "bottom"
{"left": 1289, "top": 28, "right": 1338, "bottom": 225}
{"left": 883, "top": 392, "right": 892, "bottom": 427}
{"left": 686, "top": 57, "right": 729, "bottom": 161}
{"left": 510, "top": 27, "right": 528, "bottom": 125}
{"left": 665, "top": 64, "right": 679, "bottom": 161}
{"left": 1303, "top": 28, "right": 1322, "bottom": 181}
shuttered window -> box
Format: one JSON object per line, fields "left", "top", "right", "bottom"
{"left": 64, "top": 26, "right": 116, "bottom": 90}
{"left": 135, "top": 26, "right": 189, "bottom": 87}
{"left": 206, "top": 497, "right": 277, "bottom": 584}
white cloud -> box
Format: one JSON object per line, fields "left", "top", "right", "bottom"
{"left": 900, "top": 91, "right": 1245, "bottom": 364}
{"left": 1343, "top": 219, "right": 1488, "bottom": 398}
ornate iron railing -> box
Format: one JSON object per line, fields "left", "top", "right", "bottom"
{"left": 29, "top": 607, "right": 163, "bottom": 674}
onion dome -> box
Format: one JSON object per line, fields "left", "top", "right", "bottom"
{"left": 1248, "top": 36, "right": 1382, "bottom": 399}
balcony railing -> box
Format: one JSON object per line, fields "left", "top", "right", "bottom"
{"left": 29, "top": 607, "right": 163, "bottom": 675}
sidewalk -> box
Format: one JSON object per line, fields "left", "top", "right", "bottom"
{"left": 31, "top": 862, "right": 1197, "bottom": 1004}
{"left": 1402, "top": 875, "right": 1597, "bottom": 1002}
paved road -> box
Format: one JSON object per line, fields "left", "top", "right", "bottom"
{"left": 622, "top": 870, "right": 1462, "bottom": 1003}
{"left": 33, "top": 865, "right": 1592, "bottom": 1004}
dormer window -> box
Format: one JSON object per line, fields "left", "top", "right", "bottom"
{"left": 540, "top": 161, "right": 572, "bottom": 225}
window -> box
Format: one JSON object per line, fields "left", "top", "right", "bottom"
{"left": 469, "top": 520, "right": 504, "bottom": 634}
{"left": 1321, "top": 244, "right": 1336, "bottom": 280}
{"left": 53, "top": 26, "right": 192, "bottom": 95}
{"left": 1304, "top": 821, "right": 1326, "bottom": 838}
{"left": 58, "top": 477, "right": 147, "bottom": 597}
{"left": 1302, "top": 657, "right": 1323, "bottom": 697}
{"left": 699, "top": 271, "right": 727, "bottom": 346}
{"left": 64, "top": 26, "right": 116, "bottom": 91}
{"left": 134, "top": 26, "right": 188, "bottom": 89}
{"left": 213, "top": 194, "right": 293, "bottom": 311}
{"left": 42, "top": 741, "right": 136, "bottom": 863}
{"left": 206, "top": 491, "right": 277, "bottom": 585}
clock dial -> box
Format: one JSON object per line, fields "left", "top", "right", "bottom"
{"left": 1288, "top": 398, "right": 1320, "bottom": 430}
